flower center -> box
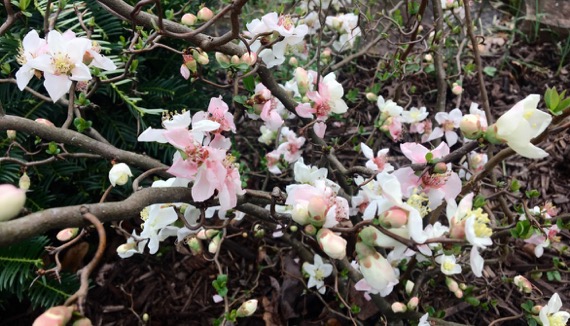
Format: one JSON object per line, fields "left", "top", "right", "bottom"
{"left": 314, "top": 268, "right": 325, "bottom": 281}
{"left": 442, "top": 260, "right": 455, "bottom": 273}
{"left": 314, "top": 101, "right": 331, "bottom": 118}
{"left": 548, "top": 315, "right": 565, "bottom": 326}
{"left": 471, "top": 208, "right": 492, "bottom": 238}
{"left": 421, "top": 172, "right": 448, "bottom": 189}
{"left": 278, "top": 15, "right": 294, "bottom": 31}
{"left": 185, "top": 143, "right": 209, "bottom": 164}
{"left": 52, "top": 52, "right": 75, "bottom": 75}
{"left": 443, "top": 120, "right": 455, "bottom": 131}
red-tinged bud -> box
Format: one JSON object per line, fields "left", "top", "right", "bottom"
{"left": 241, "top": 52, "right": 257, "bottom": 66}
{"left": 197, "top": 7, "right": 214, "bottom": 21}
{"left": 57, "top": 228, "right": 79, "bottom": 242}
{"left": 32, "top": 306, "right": 74, "bottom": 326}
{"left": 35, "top": 118, "right": 55, "bottom": 127}
{"left": 380, "top": 207, "right": 408, "bottom": 228}
{"left": 317, "top": 228, "right": 347, "bottom": 260}
{"left": 391, "top": 302, "right": 407, "bottom": 313}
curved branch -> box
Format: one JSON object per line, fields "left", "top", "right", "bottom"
{"left": 0, "top": 114, "right": 169, "bottom": 174}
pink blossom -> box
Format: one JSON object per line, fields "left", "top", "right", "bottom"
{"left": 277, "top": 128, "right": 305, "bottom": 163}
{"left": 360, "top": 143, "right": 393, "bottom": 172}
{"left": 304, "top": 73, "right": 348, "bottom": 120}
{"left": 427, "top": 108, "right": 463, "bottom": 146}
{"left": 193, "top": 96, "right": 236, "bottom": 133}
{"left": 400, "top": 142, "right": 449, "bottom": 164}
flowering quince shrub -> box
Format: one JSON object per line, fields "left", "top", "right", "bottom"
{"left": 1, "top": 1, "right": 570, "bottom": 326}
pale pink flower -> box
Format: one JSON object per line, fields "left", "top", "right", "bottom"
{"left": 427, "top": 108, "right": 463, "bottom": 146}
{"left": 277, "top": 128, "right": 305, "bottom": 163}
{"left": 360, "top": 143, "right": 394, "bottom": 172}
{"left": 524, "top": 225, "right": 560, "bottom": 258}
{"left": 300, "top": 72, "right": 348, "bottom": 120}
{"left": 15, "top": 30, "right": 47, "bottom": 91}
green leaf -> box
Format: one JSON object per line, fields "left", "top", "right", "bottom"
{"left": 73, "top": 118, "right": 93, "bottom": 133}
{"left": 525, "top": 189, "right": 540, "bottom": 199}
{"left": 242, "top": 75, "right": 255, "bottom": 92}
{"left": 510, "top": 179, "right": 521, "bottom": 192}
{"left": 483, "top": 66, "right": 497, "bottom": 77}
{"left": 521, "top": 300, "right": 534, "bottom": 312}
{"left": 465, "top": 296, "right": 480, "bottom": 306}
{"left": 473, "top": 195, "right": 486, "bottom": 209}
{"left": 545, "top": 87, "right": 560, "bottom": 111}
{"left": 425, "top": 152, "right": 433, "bottom": 163}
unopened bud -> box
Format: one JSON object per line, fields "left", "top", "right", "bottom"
{"left": 405, "top": 280, "right": 415, "bottom": 295}
{"left": 143, "top": 313, "right": 150, "bottom": 322}
{"left": 380, "top": 207, "right": 408, "bottom": 228}
{"left": 288, "top": 57, "right": 298, "bottom": 66}
{"left": 181, "top": 13, "right": 197, "bottom": 26}
{"left": 513, "top": 275, "right": 533, "bottom": 294}
{"left": 0, "top": 184, "right": 26, "bottom": 221}
{"left": 317, "top": 228, "right": 347, "bottom": 260}
{"left": 253, "top": 224, "right": 266, "bottom": 238}
{"left": 322, "top": 48, "right": 331, "bottom": 60}
{"left": 32, "top": 306, "right": 74, "bottom": 326}
{"left": 446, "top": 277, "right": 459, "bottom": 292}
{"left": 407, "top": 297, "right": 419, "bottom": 310}
{"left": 57, "top": 228, "right": 79, "bottom": 242}
{"left": 454, "top": 289, "right": 463, "bottom": 298}
{"left": 192, "top": 49, "right": 209, "bottom": 65}
{"left": 433, "top": 162, "right": 448, "bottom": 174}
{"left": 289, "top": 225, "right": 298, "bottom": 232}
{"left": 451, "top": 83, "right": 463, "bottom": 96}
{"left": 186, "top": 236, "right": 203, "bottom": 255}
{"left": 230, "top": 55, "right": 241, "bottom": 65}
{"left": 19, "top": 172, "right": 30, "bottom": 191}
{"left": 72, "top": 318, "right": 93, "bottom": 326}
{"left": 532, "top": 305, "right": 542, "bottom": 314}
{"left": 304, "top": 224, "right": 317, "bottom": 236}
{"left": 391, "top": 302, "right": 407, "bottom": 313}
{"left": 35, "top": 118, "right": 55, "bottom": 127}
{"left": 215, "top": 52, "right": 230, "bottom": 66}
{"left": 366, "top": 93, "right": 378, "bottom": 102}
{"left": 460, "top": 114, "right": 483, "bottom": 139}
{"left": 197, "top": 7, "right": 214, "bottom": 21}
{"left": 424, "top": 54, "right": 433, "bottom": 62}
{"left": 236, "top": 299, "right": 258, "bottom": 317}
{"left": 6, "top": 130, "right": 16, "bottom": 140}
{"left": 292, "top": 202, "right": 310, "bottom": 225}
{"left": 241, "top": 52, "right": 257, "bottom": 66}
{"left": 208, "top": 234, "right": 221, "bottom": 253}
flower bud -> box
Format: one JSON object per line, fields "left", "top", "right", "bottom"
{"left": 446, "top": 277, "right": 459, "bottom": 292}
{"left": 433, "top": 162, "right": 448, "bottom": 174}
{"left": 143, "top": 313, "right": 150, "bottom": 322}
{"left": 317, "top": 228, "right": 347, "bottom": 260}
{"left": 308, "top": 196, "right": 328, "bottom": 227}
{"left": 295, "top": 67, "right": 310, "bottom": 96}
{"left": 109, "top": 163, "right": 133, "bottom": 187}
{"left": 424, "top": 54, "right": 433, "bottom": 62}
{"left": 186, "top": 236, "right": 203, "bottom": 255}
{"left": 117, "top": 242, "right": 136, "bottom": 256}
{"left": 6, "top": 130, "right": 16, "bottom": 140}
{"left": 192, "top": 49, "right": 209, "bottom": 65}
{"left": 19, "top": 172, "right": 30, "bottom": 191}
{"left": 289, "top": 225, "right": 298, "bottom": 232}
{"left": 380, "top": 207, "right": 408, "bottom": 228}
{"left": 230, "top": 55, "right": 241, "bottom": 65}
{"left": 288, "top": 57, "right": 298, "bottom": 66}
{"left": 513, "top": 275, "right": 532, "bottom": 294}
{"left": 532, "top": 305, "right": 542, "bottom": 314}
{"left": 35, "top": 118, "right": 55, "bottom": 127}
{"left": 32, "top": 306, "right": 74, "bottom": 326}
{"left": 241, "top": 52, "right": 257, "bottom": 66}
{"left": 304, "top": 224, "right": 317, "bottom": 236}
{"left": 454, "top": 289, "right": 463, "bottom": 298}
{"left": 215, "top": 52, "right": 230, "bottom": 66}
{"left": 0, "top": 184, "right": 26, "bottom": 221}
{"left": 391, "top": 302, "right": 407, "bottom": 313}
{"left": 197, "top": 7, "right": 214, "bottom": 21}
{"left": 405, "top": 280, "right": 415, "bottom": 295}
{"left": 236, "top": 299, "right": 258, "bottom": 317}
{"left": 72, "top": 318, "right": 93, "bottom": 326}
{"left": 57, "top": 228, "right": 79, "bottom": 242}
{"left": 208, "top": 234, "right": 221, "bottom": 253}
{"left": 181, "top": 13, "right": 197, "bottom": 26}
{"left": 459, "top": 114, "right": 481, "bottom": 139}
{"left": 253, "top": 224, "right": 266, "bottom": 238}
{"left": 321, "top": 48, "right": 331, "bottom": 62}
{"left": 197, "top": 229, "right": 219, "bottom": 240}
{"left": 407, "top": 297, "right": 419, "bottom": 310}
{"left": 365, "top": 93, "right": 378, "bottom": 102}
{"left": 451, "top": 83, "right": 463, "bottom": 96}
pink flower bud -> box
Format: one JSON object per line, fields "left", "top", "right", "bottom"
{"left": 295, "top": 67, "right": 310, "bottom": 96}
{"left": 181, "top": 13, "right": 197, "bottom": 26}
{"left": 197, "top": 7, "right": 214, "bottom": 21}
{"left": 56, "top": 228, "right": 79, "bottom": 242}
{"left": 0, "top": 184, "right": 26, "bottom": 221}
{"left": 308, "top": 196, "right": 328, "bottom": 220}
{"left": 391, "top": 302, "right": 407, "bottom": 313}
{"left": 532, "top": 305, "right": 542, "bottom": 314}
{"left": 433, "top": 162, "right": 448, "bottom": 174}
{"left": 513, "top": 275, "right": 533, "bottom": 294}
{"left": 454, "top": 289, "right": 463, "bottom": 298}
{"left": 446, "top": 277, "right": 459, "bottom": 292}
{"left": 241, "top": 52, "right": 257, "bottom": 66}
{"left": 460, "top": 114, "right": 483, "bottom": 139}
{"left": 317, "top": 228, "right": 347, "bottom": 260}
{"left": 304, "top": 224, "right": 317, "bottom": 235}
{"left": 407, "top": 297, "right": 419, "bottom": 310}
{"left": 451, "top": 83, "right": 463, "bottom": 96}
{"left": 32, "top": 306, "right": 74, "bottom": 326}
{"left": 380, "top": 207, "right": 408, "bottom": 228}
{"left": 35, "top": 118, "right": 55, "bottom": 127}
{"left": 288, "top": 57, "right": 298, "bottom": 66}
{"left": 322, "top": 48, "right": 331, "bottom": 59}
